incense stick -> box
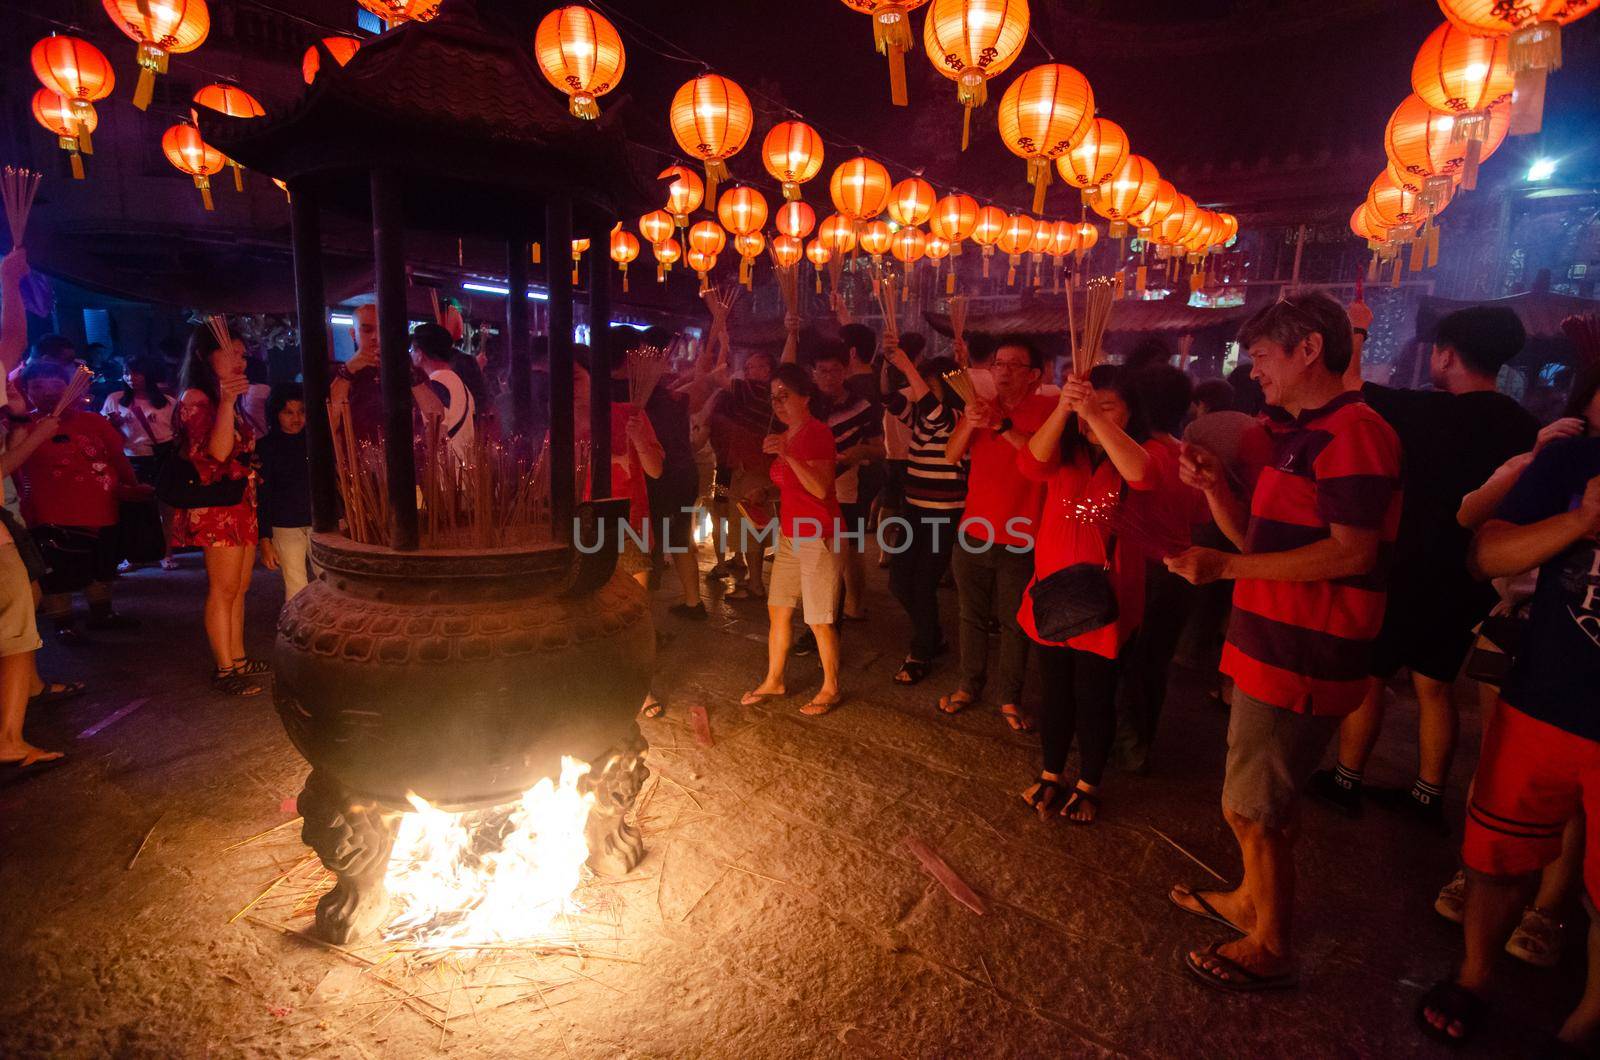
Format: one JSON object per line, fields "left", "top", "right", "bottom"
{"left": 2, "top": 166, "right": 42, "bottom": 249}
{"left": 626, "top": 344, "right": 668, "bottom": 408}
{"left": 50, "top": 364, "right": 93, "bottom": 416}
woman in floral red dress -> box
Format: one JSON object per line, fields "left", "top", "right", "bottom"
{"left": 172, "top": 325, "right": 264, "bottom": 696}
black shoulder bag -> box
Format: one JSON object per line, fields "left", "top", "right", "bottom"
{"left": 1026, "top": 484, "right": 1125, "bottom": 643}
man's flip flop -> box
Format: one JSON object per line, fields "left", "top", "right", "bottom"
{"left": 1170, "top": 885, "right": 1246, "bottom": 934}
{"left": 740, "top": 689, "right": 785, "bottom": 706}
{"left": 999, "top": 704, "right": 1034, "bottom": 733}
{"left": 1183, "top": 943, "right": 1297, "bottom": 993}
{"left": 800, "top": 696, "right": 841, "bottom": 716}
{"left": 937, "top": 692, "right": 974, "bottom": 715}
{"left": 0, "top": 750, "right": 67, "bottom": 784}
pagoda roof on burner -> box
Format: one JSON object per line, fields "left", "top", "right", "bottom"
{"left": 196, "top": 0, "right": 647, "bottom": 236}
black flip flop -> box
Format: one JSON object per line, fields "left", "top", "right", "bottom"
{"left": 1170, "top": 885, "right": 1246, "bottom": 934}
{"left": 0, "top": 753, "right": 68, "bottom": 785}
{"left": 1060, "top": 788, "right": 1101, "bottom": 825}
{"left": 999, "top": 704, "right": 1034, "bottom": 733}
{"left": 29, "top": 680, "right": 87, "bottom": 707}
{"left": 1023, "top": 778, "right": 1066, "bottom": 817}
{"left": 1183, "top": 943, "right": 1297, "bottom": 993}
{"left": 938, "top": 691, "right": 975, "bottom": 715}
{"left": 1416, "top": 979, "right": 1487, "bottom": 1047}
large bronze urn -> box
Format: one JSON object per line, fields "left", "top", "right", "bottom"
{"left": 274, "top": 531, "right": 653, "bottom": 943}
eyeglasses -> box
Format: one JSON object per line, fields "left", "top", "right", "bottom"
{"left": 770, "top": 387, "right": 793, "bottom": 403}
{"left": 992, "top": 358, "right": 1032, "bottom": 372}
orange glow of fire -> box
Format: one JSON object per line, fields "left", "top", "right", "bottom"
{"left": 382, "top": 756, "right": 595, "bottom": 947}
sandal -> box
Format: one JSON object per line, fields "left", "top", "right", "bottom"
{"left": 29, "top": 680, "right": 87, "bottom": 707}
{"left": 739, "top": 688, "right": 785, "bottom": 707}
{"left": 999, "top": 703, "right": 1034, "bottom": 733}
{"left": 1022, "top": 777, "right": 1065, "bottom": 817}
{"left": 234, "top": 657, "right": 272, "bottom": 677}
{"left": 1184, "top": 942, "right": 1297, "bottom": 993}
{"left": 0, "top": 748, "right": 67, "bottom": 781}
{"left": 800, "top": 694, "right": 841, "bottom": 716}
{"left": 212, "top": 667, "right": 263, "bottom": 698}
{"left": 893, "top": 658, "right": 931, "bottom": 685}
{"left": 640, "top": 695, "right": 665, "bottom": 719}
{"left": 1416, "top": 979, "right": 1486, "bottom": 1046}
{"left": 937, "top": 690, "right": 974, "bottom": 715}
{"left": 1060, "top": 787, "right": 1101, "bottom": 825}
{"left": 1506, "top": 907, "right": 1564, "bottom": 968}
{"left": 1434, "top": 869, "right": 1466, "bottom": 924}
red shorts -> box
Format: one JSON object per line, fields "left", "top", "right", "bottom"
{"left": 1461, "top": 701, "right": 1600, "bottom": 903}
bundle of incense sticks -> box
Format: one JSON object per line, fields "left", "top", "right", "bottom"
{"left": 50, "top": 364, "right": 94, "bottom": 416}
{"left": 206, "top": 313, "right": 233, "bottom": 354}
{"left": 626, "top": 343, "right": 669, "bottom": 407}
{"left": 876, "top": 274, "right": 900, "bottom": 347}
{"left": 771, "top": 254, "right": 802, "bottom": 365}
{"left": 3, "top": 166, "right": 41, "bottom": 249}
{"left": 947, "top": 294, "right": 970, "bottom": 366}
{"left": 1072, "top": 278, "right": 1116, "bottom": 376}
{"left": 940, "top": 367, "right": 978, "bottom": 407}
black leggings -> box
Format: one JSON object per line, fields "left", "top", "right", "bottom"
{"left": 1035, "top": 643, "right": 1120, "bottom": 787}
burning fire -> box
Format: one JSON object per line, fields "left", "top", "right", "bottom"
{"left": 382, "top": 756, "right": 596, "bottom": 948}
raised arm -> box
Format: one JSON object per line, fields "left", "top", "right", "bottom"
{"left": 1343, "top": 298, "right": 1371, "bottom": 392}
{"left": 1473, "top": 475, "right": 1600, "bottom": 578}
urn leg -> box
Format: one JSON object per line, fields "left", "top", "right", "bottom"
{"left": 583, "top": 740, "right": 649, "bottom": 877}
{"left": 297, "top": 769, "right": 396, "bottom": 945}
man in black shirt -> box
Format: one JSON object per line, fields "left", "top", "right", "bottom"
{"left": 1311, "top": 305, "right": 1540, "bottom": 832}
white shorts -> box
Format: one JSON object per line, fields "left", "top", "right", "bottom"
{"left": 0, "top": 544, "right": 41, "bottom": 658}
{"left": 766, "top": 533, "right": 840, "bottom": 626}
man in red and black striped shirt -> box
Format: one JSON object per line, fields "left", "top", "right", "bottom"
{"left": 1163, "top": 293, "right": 1402, "bottom": 993}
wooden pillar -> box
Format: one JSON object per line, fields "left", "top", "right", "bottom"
{"left": 546, "top": 196, "right": 575, "bottom": 540}
{"left": 370, "top": 168, "right": 418, "bottom": 550}
{"left": 587, "top": 215, "right": 612, "bottom": 499}
{"left": 287, "top": 180, "right": 339, "bottom": 533}
{"left": 506, "top": 230, "right": 533, "bottom": 446}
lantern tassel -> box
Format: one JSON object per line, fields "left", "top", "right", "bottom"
{"left": 1006, "top": 259, "right": 1016, "bottom": 286}
{"left": 76, "top": 122, "right": 94, "bottom": 156}
{"left": 622, "top": 266, "right": 629, "bottom": 293}
{"left": 946, "top": 269, "right": 955, "bottom": 295}
{"left": 981, "top": 245, "right": 992, "bottom": 278}
{"left": 960, "top": 104, "right": 972, "bottom": 152}
{"left": 231, "top": 162, "right": 244, "bottom": 193}
{"left": 197, "top": 177, "right": 213, "bottom": 212}
{"left": 1509, "top": 21, "right": 1560, "bottom": 136}
{"left": 875, "top": 11, "right": 913, "bottom": 107}
{"left": 1462, "top": 137, "right": 1483, "bottom": 192}
{"left": 887, "top": 44, "right": 909, "bottom": 107}
{"left": 572, "top": 264, "right": 580, "bottom": 286}
{"left": 815, "top": 269, "right": 823, "bottom": 294}
{"left": 1028, "top": 158, "right": 1051, "bottom": 214}
{"left": 1409, "top": 228, "right": 1426, "bottom": 273}
{"left": 783, "top": 181, "right": 800, "bottom": 203}
{"left": 1367, "top": 251, "right": 1378, "bottom": 282}
{"left": 1135, "top": 264, "right": 1147, "bottom": 295}
{"left": 657, "top": 264, "right": 665, "bottom": 283}
{"left": 740, "top": 256, "right": 752, "bottom": 288}
{"left": 69, "top": 150, "right": 84, "bottom": 181}
{"left": 1427, "top": 222, "right": 1440, "bottom": 269}
{"left": 1391, "top": 255, "right": 1403, "bottom": 288}
{"left": 1511, "top": 67, "right": 1549, "bottom": 137}
{"left": 133, "top": 66, "right": 156, "bottom": 112}
{"left": 532, "top": 242, "right": 542, "bottom": 264}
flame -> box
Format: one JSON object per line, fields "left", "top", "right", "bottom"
{"left": 382, "top": 756, "right": 596, "bottom": 948}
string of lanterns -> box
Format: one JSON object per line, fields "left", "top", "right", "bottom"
{"left": 21, "top": 0, "right": 1237, "bottom": 301}
{"left": 1353, "top": 1, "right": 1596, "bottom": 284}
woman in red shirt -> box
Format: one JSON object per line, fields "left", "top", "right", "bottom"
{"left": 172, "top": 325, "right": 263, "bottom": 696}
{"left": 740, "top": 364, "right": 843, "bottom": 716}
{"left": 1017, "top": 365, "right": 1159, "bottom": 824}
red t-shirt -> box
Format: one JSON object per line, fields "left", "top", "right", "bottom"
{"left": 1123, "top": 435, "right": 1206, "bottom": 559}
{"left": 16, "top": 411, "right": 137, "bottom": 529}
{"left": 770, "top": 417, "right": 839, "bottom": 540}
{"left": 1223, "top": 393, "right": 1402, "bottom": 716}
{"left": 1015, "top": 440, "right": 1161, "bottom": 658}
{"left": 958, "top": 392, "right": 1056, "bottom": 547}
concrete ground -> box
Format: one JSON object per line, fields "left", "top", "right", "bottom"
{"left": 0, "top": 547, "right": 1583, "bottom": 1058}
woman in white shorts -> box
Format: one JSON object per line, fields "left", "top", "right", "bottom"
{"left": 739, "top": 365, "right": 844, "bottom": 716}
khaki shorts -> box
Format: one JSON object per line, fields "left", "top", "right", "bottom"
{"left": 767, "top": 533, "right": 840, "bottom": 626}
{"left": 0, "top": 544, "right": 42, "bottom": 658}
{"left": 1221, "top": 688, "right": 1341, "bottom": 829}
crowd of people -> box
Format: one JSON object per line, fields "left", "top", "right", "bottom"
{"left": 2, "top": 236, "right": 1597, "bottom": 1053}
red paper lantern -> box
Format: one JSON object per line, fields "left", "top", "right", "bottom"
{"left": 356, "top": 0, "right": 441, "bottom": 24}
{"left": 1055, "top": 117, "right": 1128, "bottom": 194}
{"left": 669, "top": 74, "right": 753, "bottom": 200}
{"left": 688, "top": 220, "right": 728, "bottom": 257}
{"left": 31, "top": 89, "right": 94, "bottom": 180}
{"left": 890, "top": 226, "right": 927, "bottom": 263}
{"left": 1384, "top": 93, "right": 1509, "bottom": 199}
{"left": 775, "top": 201, "right": 817, "bottom": 240}
{"left": 303, "top": 37, "right": 361, "bottom": 84}
{"left": 639, "top": 210, "right": 675, "bottom": 246}
{"left": 996, "top": 63, "right": 1095, "bottom": 211}
{"left": 930, "top": 192, "right": 979, "bottom": 252}
{"left": 659, "top": 164, "right": 705, "bottom": 226}
{"left": 191, "top": 84, "right": 263, "bottom": 192}
{"left": 534, "top": 5, "right": 625, "bottom": 120}
{"left": 1437, "top": 0, "right": 1596, "bottom": 133}
{"left": 819, "top": 214, "right": 858, "bottom": 254}
{"left": 772, "top": 234, "right": 804, "bottom": 267}
{"left": 162, "top": 123, "right": 224, "bottom": 210}
{"left": 717, "top": 186, "right": 769, "bottom": 236}
{"left": 761, "top": 120, "right": 825, "bottom": 201}
{"left": 1129, "top": 179, "right": 1179, "bottom": 236}
{"left": 1089, "top": 155, "right": 1161, "bottom": 237}
{"left": 610, "top": 227, "right": 640, "bottom": 290}
{"left": 859, "top": 220, "right": 893, "bottom": 258}
{"left": 829, "top": 157, "right": 892, "bottom": 222}
{"left": 923, "top": 0, "right": 1030, "bottom": 149}
{"left": 1411, "top": 21, "right": 1513, "bottom": 180}
{"left": 101, "top": 0, "right": 210, "bottom": 111}
{"left": 887, "top": 177, "right": 936, "bottom": 227}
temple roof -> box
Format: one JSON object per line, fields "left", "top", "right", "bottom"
{"left": 924, "top": 293, "right": 1252, "bottom": 339}
{"left": 196, "top": 0, "right": 649, "bottom": 237}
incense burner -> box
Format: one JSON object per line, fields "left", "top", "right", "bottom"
{"left": 273, "top": 530, "right": 653, "bottom": 943}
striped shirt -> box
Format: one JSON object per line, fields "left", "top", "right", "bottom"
{"left": 885, "top": 390, "right": 965, "bottom": 511}
{"left": 1222, "top": 392, "right": 1402, "bottom": 717}
{"left": 815, "top": 392, "right": 880, "bottom": 505}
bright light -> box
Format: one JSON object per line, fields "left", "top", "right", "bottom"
{"left": 462, "top": 282, "right": 550, "bottom": 300}
{"left": 1527, "top": 158, "right": 1557, "bottom": 181}
{"left": 329, "top": 313, "right": 354, "bottom": 326}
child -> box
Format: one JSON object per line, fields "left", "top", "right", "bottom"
{"left": 15, "top": 361, "right": 150, "bottom": 641}
{"left": 255, "top": 384, "right": 313, "bottom": 599}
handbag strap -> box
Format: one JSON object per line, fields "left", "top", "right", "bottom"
{"left": 1101, "top": 480, "right": 1129, "bottom": 570}
{"left": 128, "top": 401, "right": 158, "bottom": 448}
